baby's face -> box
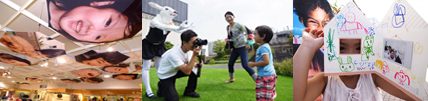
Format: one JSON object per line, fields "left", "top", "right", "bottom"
{"left": 340, "top": 39, "right": 361, "bottom": 54}
{"left": 306, "top": 7, "right": 330, "bottom": 31}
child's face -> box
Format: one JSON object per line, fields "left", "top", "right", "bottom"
{"left": 254, "top": 29, "right": 264, "bottom": 44}
{"left": 340, "top": 39, "right": 361, "bottom": 54}
{"left": 306, "top": 7, "right": 330, "bottom": 31}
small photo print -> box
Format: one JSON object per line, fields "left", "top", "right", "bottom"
{"left": 71, "top": 69, "right": 102, "bottom": 78}
{"left": 383, "top": 38, "right": 413, "bottom": 69}
{"left": 61, "top": 79, "right": 81, "bottom": 83}
{"left": 24, "top": 77, "right": 43, "bottom": 82}
{"left": 102, "top": 63, "right": 142, "bottom": 73}
{"left": 0, "top": 31, "right": 66, "bottom": 58}
{"left": 0, "top": 53, "right": 31, "bottom": 66}
{"left": 74, "top": 50, "right": 129, "bottom": 66}
{"left": 112, "top": 73, "right": 140, "bottom": 81}
{"left": 80, "top": 77, "right": 104, "bottom": 83}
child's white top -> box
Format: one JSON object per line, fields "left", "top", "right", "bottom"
{"left": 323, "top": 73, "right": 382, "bottom": 101}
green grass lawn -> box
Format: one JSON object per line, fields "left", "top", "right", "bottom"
{"left": 142, "top": 67, "right": 293, "bottom": 101}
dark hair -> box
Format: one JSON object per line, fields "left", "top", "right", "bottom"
{"left": 49, "top": 0, "right": 142, "bottom": 43}
{"left": 0, "top": 53, "right": 31, "bottom": 65}
{"left": 255, "top": 25, "right": 274, "bottom": 43}
{"left": 180, "top": 30, "right": 198, "bottom": 45}
{"left": 224, "top": 11, "right": 234, "bottom": 17}
{"left": 294, "top": 0, "right": 334, "bottom": 27}
{"left": 75, "top": 50, "right": 129, "bottom": 64}
{"left": 80, "top": 77, "right": 104, "bottom": 83}
{"left": 102, "top": 64, "right": 128, "bottom": 71}
{"left": 112, "top": 73, "right": 139, "bottom": 80}
{"left": 39, "top": 49, "right": 66, "bottom": 58}
{"left": 61, "top": 79, "right": 81, "bottom": 83}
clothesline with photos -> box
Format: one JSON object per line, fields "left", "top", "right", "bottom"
{"left": 0, "top": 0, "right": 143, "bottom": 84}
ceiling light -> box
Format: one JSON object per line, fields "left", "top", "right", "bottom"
{"left": 104, "top": 75, "right": 110, "bottom": 78}
{"left": 50, "top": 74, "right": 54, "bottom": 75}
{"left": 0, "top": 67, "right": 4, "bottom": 69}
{"left": 107, "top": 47, "right": 114, "bottom": 52}
{"left": 57, "top": 58, "right": 66, "bottom": 63}
{"left": 52, "top": 77, "right": 57, "bottom": 80}
{"left": 11, "top": 81, "right": 14, "bottom": 82}
{"left": 7, "top": 76, "right": 11, "bottom": 78}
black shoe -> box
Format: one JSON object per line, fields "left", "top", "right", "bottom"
{"left": 146, "top": 92, "right": 156, "bottom": 98}
{"left": 183, "top": 92, "right": 200, "bottom": 98}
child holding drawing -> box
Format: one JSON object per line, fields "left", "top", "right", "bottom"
{"left": 293, "top": 28, "right": 414, "bottom": 100}
{"left": 248, "top": 25, "right": 276, "bottom": 101}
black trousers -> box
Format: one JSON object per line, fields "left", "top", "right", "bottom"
{"left": 157, "top": 70, "right": 198, "bottom": 101}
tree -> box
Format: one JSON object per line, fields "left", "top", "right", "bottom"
{"left": 331, "top": 0, "right": 342, "bottom": 14}
{"left": 287, "top": 34, "right": 293, "bottom": 45}
{"left": 165, "top": 41, "right": 174, "bottom": 50}
{"left": 213, "top": 39, "right": 228, "bottom": 58}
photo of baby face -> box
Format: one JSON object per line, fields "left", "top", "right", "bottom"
{"left": 16, "top": 82, "right": 29, "bottom": 85}
{"left": 72, "top": 69, "right": 102, "bottom": 78}
{"left": 0, "top": 31, "right": 66, "bottom": 59}
{"left": 112, "top": 74, "right": 140, "bottom": 81}
{"left": 61, "top": 79, "right": 81, "bottom": 83}
{"left": 25, "top": 77, "right": 43, "bottom": 82}
{"left": 0, "top": 53, "right": 31, "bottom": 66}
{"left": 80, "top": 77, "right": 104, "bottom": 83}
{"left": 102, "top": 64, "right": 141, "bottom": 73}
{"left": 75, "top": 50, "right": 129, "bottom": 66}
{"left": 47, "top": 0, "right": 142, "bottom": 43}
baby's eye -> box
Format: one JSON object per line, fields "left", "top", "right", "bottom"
{"left": 104, "top": 18, "right": 112, "bottom": 27}
{"left": 7, "top": 42, "right": 13, "bottom": 46}
{"left": 165, "top": 8, "right": 168, "bottom": 10}
{"left": 340, "top": 47, "right": 346, "bottom": 51}
{"left": 95, "top": 36, "right": 101, "bottom": 40}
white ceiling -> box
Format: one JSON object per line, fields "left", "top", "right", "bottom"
{"left": 0, "top": 0, "right": 142, "bottom": 85}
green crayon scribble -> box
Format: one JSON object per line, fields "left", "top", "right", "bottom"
{"left": 326, "top": 28, "right": 337, "bottom": 62}
{"left": 338, "top": 56, "right": 355, "bottom": 72}
{"left": 362, "top": 35, "right": 375, "bottom": 61}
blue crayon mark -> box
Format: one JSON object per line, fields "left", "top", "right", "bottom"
{"left": 368, "top": 27, "right": 375, "bottom": 36}
{"left": 391, "top": 3, "right": 406, "bottom": 28}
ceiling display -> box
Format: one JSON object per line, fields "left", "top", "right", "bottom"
{"left": 46, "top": 0, "right": 142, "bottom": 43}
{"left": 0, "top": 0, "right": 142, "bottom": 86}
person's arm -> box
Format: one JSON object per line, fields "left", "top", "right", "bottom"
{"left": 248, "top": 54, "right": 269, "bottom": 67}
{"left": 177, "top": 46, "right": 202, "bottom": 75}
{"left": 150, "top": 19, "right": 180, "bottom": 33}
{"left": 248, "top": 46, "right": 269, "bottom": 67}
{"left": 293, "top": 28, "right": 327, "bottom": 101}
{"left": 372, "top": 73, "right": 414, "bottom": 100}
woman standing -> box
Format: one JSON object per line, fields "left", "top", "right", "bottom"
{"left": 224, "top": 11, "right": 256, "bottom": 83}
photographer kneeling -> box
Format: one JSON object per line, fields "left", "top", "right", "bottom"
{"left": 157, "top": 30, "right": 205, "bottom": 101}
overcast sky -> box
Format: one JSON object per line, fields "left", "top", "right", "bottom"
{"left": 180, "top": 0, "right": 293, "bottom": 42}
